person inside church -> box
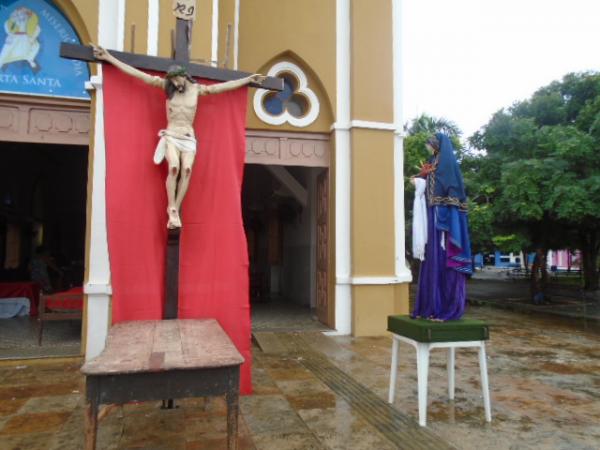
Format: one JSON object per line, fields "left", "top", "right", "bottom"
{"left": 29, "top": 246, "right": 63, "bottom": 294}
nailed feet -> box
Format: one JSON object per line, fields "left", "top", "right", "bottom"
{"left": 167, "top": 207, "right": 182, "bottom": 229}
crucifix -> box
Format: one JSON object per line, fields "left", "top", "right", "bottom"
{"left": 60, "top": 10, "right": 282, "bottom": 320}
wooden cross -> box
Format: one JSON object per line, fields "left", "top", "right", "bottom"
{"left": 60, "top": 24, "right": 282, "bottom": 90}
{"left": 61, "top": 14, "right": 283, "bottom": 322}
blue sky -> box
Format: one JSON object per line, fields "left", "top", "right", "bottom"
{"left": 402, "top": 0, "right": 600, "bottom": 139}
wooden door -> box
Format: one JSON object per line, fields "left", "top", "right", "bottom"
{"left": 316, "top": 170, "right": 330, "bottom": 325}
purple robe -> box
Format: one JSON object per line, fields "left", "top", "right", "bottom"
{"left": 412, "top": 205, "right": 468, "bottom": 321}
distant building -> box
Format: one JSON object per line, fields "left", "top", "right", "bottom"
{"left": 547, "top": 250, "right": 581, "bottom": 271}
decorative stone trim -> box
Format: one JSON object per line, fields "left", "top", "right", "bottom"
{"left": 0, "top": 94, "right": 90, "bottom": 145}
{"left": 253, "top": 61, "right": 320, "bottom": 128}
{"left": 246, "top": 130, "right": 329, "bottom": 167}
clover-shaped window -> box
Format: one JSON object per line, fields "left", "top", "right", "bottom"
{"left": 254, "top": 62, "right": 320, "bottom": 127}
{"left": 263, "top": 73, "right": 309, "bottom": 118}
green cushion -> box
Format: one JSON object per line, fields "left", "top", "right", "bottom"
{"left": 387, "top": 315, "right": 489, "bottom": 343}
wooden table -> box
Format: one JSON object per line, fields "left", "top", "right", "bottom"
{"left": 81, "top": 319, "right": 244, "bottom": 449}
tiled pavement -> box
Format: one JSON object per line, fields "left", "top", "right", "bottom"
{"left": 1, "top": 306, "right": 599, "bottom": 449}
{"left": 0, "top": 317, "right": 81, "bottom": 360}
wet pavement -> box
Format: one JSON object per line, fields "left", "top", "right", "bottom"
{"left": 1, "top": 306, "right": 599, "bottom": 449}
{"left": 467, "top": 276, "right": 600, "bottom": 329}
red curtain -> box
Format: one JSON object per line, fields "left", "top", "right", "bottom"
{"left": 103, "top": 65, "right": 252, "bottom": 393}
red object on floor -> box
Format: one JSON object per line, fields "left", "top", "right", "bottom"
{"left": 45, "top": 287, "right": 84, "bottom": 310}
{"left": 0, "top": 282, "right": 40, "bottom": 316}
{"left": 103, "top": 66, "right": 252, "bottom": 393}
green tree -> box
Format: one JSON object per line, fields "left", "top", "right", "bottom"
{"left": 402, "top": 114, "right": 494, "bottom": 272}
{"left": 472, "top": 72, "right": 600, "bottom": 291}
{"left": 405, "top": 114, "right": 462, "bottom": 139}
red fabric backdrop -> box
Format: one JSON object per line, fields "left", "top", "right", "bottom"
{"left": 103, "top": 65, "right": 252, "bottom": 393}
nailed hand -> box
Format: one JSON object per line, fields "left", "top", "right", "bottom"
{"left": 250, "top": 74, "right": 267, "bottom": 85}
{"left": 92, "top": 44, "right": 109, "bottom": 61}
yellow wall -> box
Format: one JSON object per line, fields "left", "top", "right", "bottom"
{"left": 351, "top": 129, "right": 395, "bottom": 276}
{"left": 158, "top": 0, "right": 177, "bottom": 57}
{"left": 352, "top": 284, "right": 408, "bottom": 336}
{"left": 238, "top": 0, "right": 336, "bottom": 133}
{"left": 124, "top": 0, "right": 148, "bottom": 54}
{"left": 191, "top": 0, "right": 213, "bottom": 63}
{"left": 351, "top": 0, "right": 393, "bottom": 122}
{"left": 65, "top": 0, "right": 96, "bottom": 43}
{"left": 347, "top": 1, "right": 408, "bottom": 337}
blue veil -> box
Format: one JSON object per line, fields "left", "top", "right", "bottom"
{"left": 427, "top": 133, "right": 472, "bottom": 274}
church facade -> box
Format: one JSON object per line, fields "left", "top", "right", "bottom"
{"left": 0, "top": 0, "right": 411, "bottom": 360}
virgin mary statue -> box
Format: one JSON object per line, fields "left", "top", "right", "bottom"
{"left": 412, "top": 133, "right": 472, "bottom": 321}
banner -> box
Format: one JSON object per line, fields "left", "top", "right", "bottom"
{"left": 103, "top": 66, "right": 252, "bottom": 393}
{"left": 0, "top": 0, "right": 89, "bottom": 99}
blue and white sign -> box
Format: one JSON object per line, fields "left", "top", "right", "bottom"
{"left": 0, "top": 0, "right": 89, "bottom": 99}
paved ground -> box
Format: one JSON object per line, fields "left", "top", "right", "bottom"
{"left": 467, "top": 268, "right": 600, "bottom": 328}
{"left": 251, "top": 300, "right": 329, "bottom": 333}
{"left": 1, "top": 305, "right": 599, "bottom": 449}
{"left": 0, "top": 317, "right": 81, "bottom": 360}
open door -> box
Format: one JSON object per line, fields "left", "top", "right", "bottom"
{"left": 316, "top": 170, "right": 329, "bottom": 325}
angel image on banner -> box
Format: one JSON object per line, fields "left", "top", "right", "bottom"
{"left": 0, "top": 7, "right": 41, "bottom": 72}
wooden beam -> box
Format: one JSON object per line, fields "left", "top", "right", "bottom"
{"left": 174, "top": 19, "right": 190, "bottom": 61}
{"left": 164, "top": 228, "right": 180, "bottom": 320}
{"left": 266, "top": 166, "right": 308, "bottom": 207}
{"left": 60, "top": 43, "right": 283, "bottom": 91}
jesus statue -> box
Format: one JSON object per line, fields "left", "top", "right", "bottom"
{"left": 93, "top": 46, "right": 265, "bottom": 229}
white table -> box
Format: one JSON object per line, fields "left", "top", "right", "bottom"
{"left": 388, "top": 333, "right": 492, "bottom": 427}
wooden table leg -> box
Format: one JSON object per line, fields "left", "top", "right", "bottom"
{"left": 84, "top": 399, "right": 99, "bottom": 450}
{"left": 226, "top": 370, "right": 240, "bottom": 450}
{"left": 84, "top": 376, "right": 100, "bottom": 450}
{"left": 226, "top": 391, "right": 239, "bottom": 450}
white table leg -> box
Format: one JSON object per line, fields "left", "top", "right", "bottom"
{"left": 388, "top": 337, "right": 399, "bottom": 403}
{"left": 416, "top": 343, "right": 430, "bottom": 427}
{"left": 447, "top": 347, "right": 455, "bottom": 400}
{"left": 478, "top": 343, "right": 492, "bottom": 422}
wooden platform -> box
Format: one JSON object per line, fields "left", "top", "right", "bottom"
{"left": 82, "top": 319, "right": 244, "bottom": 374}
{"left": 82, "top": 319, "right": 244, "bottom": 450}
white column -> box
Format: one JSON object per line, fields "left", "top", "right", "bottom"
{"left": 392, "top": 0, "right": 412, "bottom": 282}
{"left": 84, "top": 73, "right": 112, "bottom": 360}
{"left": 211, "top": 0, "right": 219, "bottom": 66}
{"left": 98, "top": 0, "right": 126, "bottom": 51}
{"left": 333, "top": 0, "right": 352, "bottom": 335}
{"left": 84, "top": 0, "right": 124, "bottom": 360}
{"left": 233, "top": 0, "right": 240, "bottom": 69}
{"left": 147, "top": 0, "right": 159, "bottom": 56}
{"left": 116, "top": 0, "right": 126, "bottom": 51}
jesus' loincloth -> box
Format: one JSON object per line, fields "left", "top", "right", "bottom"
{"left": 153, "top": 129, "right": 197, "bottom": 164}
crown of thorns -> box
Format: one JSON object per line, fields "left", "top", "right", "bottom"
{"left": 166, "top": 66, "right": 189, "bottom": 78}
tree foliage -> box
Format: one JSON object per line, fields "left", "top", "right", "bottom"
{"left": 471, "top": 72, "right": 600, "bottom": 290}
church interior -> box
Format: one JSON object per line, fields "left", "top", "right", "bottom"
{"left": 242, "top": 164, "right": 328, "bottom": 332}
{"left": 0, "top": 141, "right": 87, "bottom": 358}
